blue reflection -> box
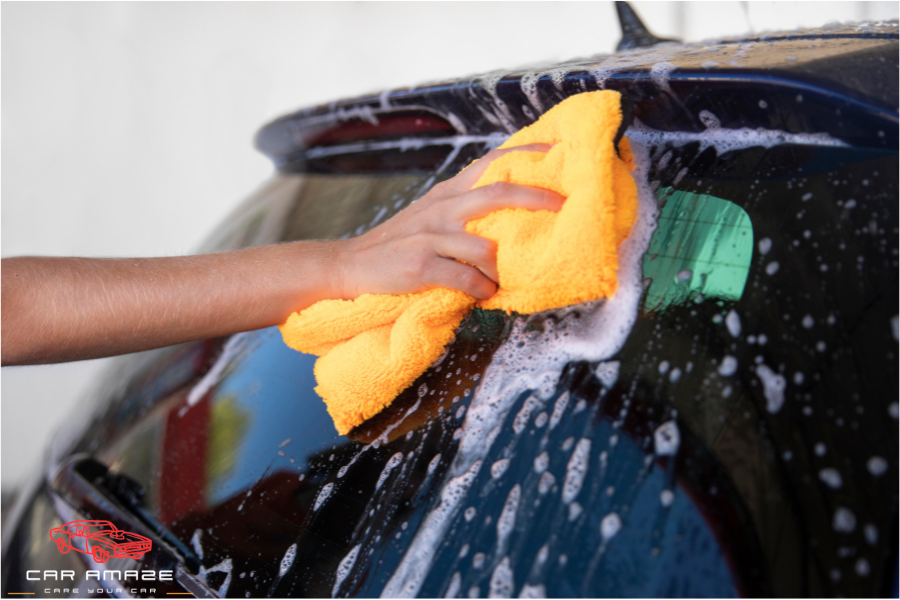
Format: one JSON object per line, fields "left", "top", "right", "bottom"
{"left": 205, "top": 327, "right": 341, "bottom": 505}
{"left": 599, "top": 463, "right": 737, "bottom": 597}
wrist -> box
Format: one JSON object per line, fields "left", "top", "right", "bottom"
{"left": 330, "top": 237, "right": 357, "bottom": 301}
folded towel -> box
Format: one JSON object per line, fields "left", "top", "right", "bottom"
{"left": 280, "top": 90, "right": 638, "bottom": 435}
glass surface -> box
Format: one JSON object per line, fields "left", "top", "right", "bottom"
{"left": 56, "top": 136, "right": 897, "bottom": 598}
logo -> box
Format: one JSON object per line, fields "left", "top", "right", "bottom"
{"left": 49, "top": 519, "right": 152, "bottom": 564}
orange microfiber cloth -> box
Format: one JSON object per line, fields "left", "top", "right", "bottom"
{"left": 280, "top": 90, "right": 638, "bottom": 435}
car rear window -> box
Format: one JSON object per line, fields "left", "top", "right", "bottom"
{"left": 73, "top": 123, "right": 897, "bottom": 598}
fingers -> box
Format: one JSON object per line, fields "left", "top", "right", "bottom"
{"left": 438, "top": 143, "right": 555, "bottom": 195}
{"left": 424, "top": 257, "right": 498, "bottom": 301}
{"left": 451, "top": 181, "right": 565, "bottom": 223}
{"left": 433, "top": 232, "right": 499, "bottom": 283}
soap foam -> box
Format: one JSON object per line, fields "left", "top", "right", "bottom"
{"left": 380, "top": 140, "right": 660, "bottom": 598}
{"left": 497, "top": 484, "right": 521, "bottom": 553}
{"left": 548, "top": 392, "right": 571, "bottom": 430}
{"left": 381, "top": 461, "right": 482, "bottom": 597}
{"left": 513, "top": 395, "right": 544, "bottom": 434}
{"left": 626, "top": 118, "right": 847, "bottom": 154}
{"left": 489, "top": 556, "right": 515, "bottom": 598}
{"left": 314, "top": 483, "right": 335, "bottom": 512}
{"left": 755, "top": 364, "right": 786, "bottom": 413}
{"left": 561, "top": 438, "right": 591, "bottom": 505}
{"left": 332, "top": 544, "right": 360, "bottom": 598}
{"left": 199, "top": 557, "right": 233, "bottom": 597}
{"left": 376, "top": 452, "right": 404, "bottom": 491}
{"left": 279, "top": 543, "right": 297, "bottom": 578}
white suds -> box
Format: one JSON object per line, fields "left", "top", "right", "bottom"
{"left": 519, "top": 583, "right": 547, "bottom": 598}
{"left": 497, "top": 485, "right": 521, "bottom": 551}
{"left": 199, "top": 558, "right": 233, "bottom": 597}
{"left": 867, "top": 456, "right": 888, "bottom": 477}
{"left": 819, "top": 468, "right": 843, "bottom": 489}
{"left": 756, "top": 364, "right": 786, "bottom": 413}
{"left": 445, "top": 572, "right": 462, "bottom": 599}
{"left": 718, "top": 355, "right": 738, "bottom": 377}
{"left": 428, "top": 454, "right": 442, "bottom": 476}
{"left": 381, "top": 128, "right": 660, "bottom": 600}
{"left": 626, "top": 118, "right": 848, "bottom": 155}
{"left": 600, "top": 513, "right": 622, "bottom": 541}
{"left": 654, "top": 421, "right": 680, "bottom": 456}
{"left": 280, "top": 543, "right": 297, "bottom": 578}
{"left": 513, "top": 395, "right": 544, "bottom": 434}
{"left": 660, "top": 489, "right": 674, "bottom": 507}
{"left": 533, "top": 452, "right": 549, "bottom": 474}
{"left": 568, "top": 502, "right": 583, "bottom": 522}
{"left": 376, "top": 452, "right": 404, "bottom": 491}
{"left": 332, "top": 544, "right": 360, "bottom": 597}
{"left": 649, "top": 62, "right": 677, "bottom": 93}
{"left": 561, "top": 438, "right": 591, "bottom": 504}
{"left": 538, "top": 472, "right": 556, "bottom": 495}
{"left": 191, "top": 529, "right": 204, "bottom": 560}
{"left": 595, "top": 361, "right": 621, "bottom": 388}
{"left": 488, "top": 557, "right": 514, "bottom": 598}
{"left": 833, "top": 507, "right": 856, "bottom": 533}
{"left": 314, "top": 483, "right": 335, "bottom": 511}
{"left": 548, "top": 392, "right": 570, "bottom": 430}
{"left": 725, "top": 310, "right": 742, "bottom": 338}
{"left": 491, "top": 458, "right": 510, "bottom": 479}
{"left": 380, "top": 461, "right": 481, "bottom": 597}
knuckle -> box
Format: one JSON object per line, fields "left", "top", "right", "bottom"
{"left": 475, "top": 237, "right": 496, "bottom": 262}
{"left": 486, "top": 182, "right": 510, "bottom": 198}
{"left": 459, "top": 267, "right": 481, "bottom": 291}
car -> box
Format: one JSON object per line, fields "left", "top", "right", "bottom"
{"left": 2, "top": 3, "right": 897, "bottom": 597}
{"left": 49, "top": 520, "right": 152, "bottom": 564}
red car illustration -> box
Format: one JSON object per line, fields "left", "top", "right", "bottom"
{"left": 49, "top": 520, "right": 151, "bottom": 563}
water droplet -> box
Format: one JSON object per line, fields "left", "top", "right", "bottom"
{"left": 819, "top": 468, "right": 843, "bottom": 489}
{"left": 600, "top": 513, "right": 622, "bottom": 541}
{"left": 490, "top": 458, "right": 510, "bottom": 479}
{"left": 756, "top": 364, "right": 786, "bottom": 413}
{"left": 867, "top": 456, "right": 888, "bottom": 477}
{"left": 660, "top": 489, "right": 674, "bottom": 507}
{"left": 718, "top": 355, "right": 738, "bottom": 377}
{"left": 833, "top": 507, "right": 856, "bottom": 533}
{"left": 654, "top": 421, "right": 680, "bottom": 456}
{"left": 725, "top": 310, "right": 742, "bottom": 337}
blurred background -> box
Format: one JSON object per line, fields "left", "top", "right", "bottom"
{"left": 3, "top": 1, "right": 898, "bottom": 490}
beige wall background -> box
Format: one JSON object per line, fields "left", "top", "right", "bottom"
{"left": 3, "top": 1, "right": 897, "bottom": 489}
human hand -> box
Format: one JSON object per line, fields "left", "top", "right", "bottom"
{"left": 335, "top": 144, "right": 564, "bottom": 301}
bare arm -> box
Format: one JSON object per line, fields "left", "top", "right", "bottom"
{"left": 2, "top": 144, "right": 562, "bottom": 366}
{"left": 1, "top": 244, "right": 341, "bottom": 365}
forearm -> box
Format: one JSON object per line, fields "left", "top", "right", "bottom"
{"left": 1, "top": 242, "right": 342, "bottom": 365}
